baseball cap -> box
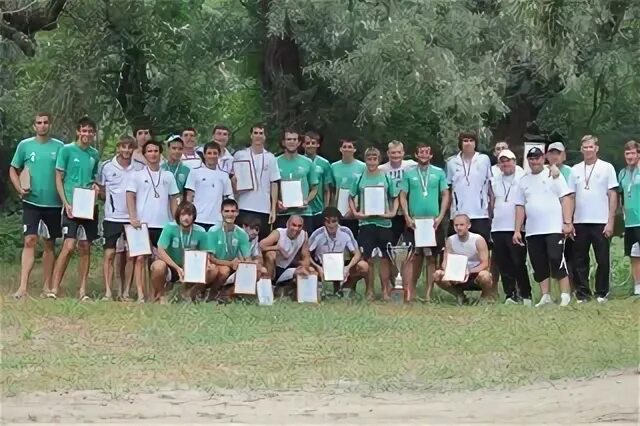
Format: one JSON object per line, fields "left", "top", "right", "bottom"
{"left": 165, "top": 134, "right": 183, "bottom": 144}
{"left": 547, "top": 142, "right": 565, "bottom": 152}
{"left": 498, "top": 149, "right": 516, "bottom": 160}
{"left": 526, "top": 147, "right": 544, "bottom": 158}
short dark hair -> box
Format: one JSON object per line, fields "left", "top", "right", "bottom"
{"left": 76, "top": 116, "right": 97, "bottom": 131}
{"left": 203, "top": 141, "right": 221, "bottom": 154}
{"left": 415, "top": 143, "right": 431, "bottom": 153}
{"left": 143, "top": 140, "right": 163, "bottom": 154}
{"left": 282, "top": 128, "right": 298, "bottom": 140}
{"left": 239, "top": 215, "right": 261, "bottom": 231}
{"left": 182, "top": 127, "right": 197, "bottom": 135}
{"left": 174, "top": 201, "right": 197, "bottom": 223}
{"left": 34, "top": 112, "right": 52, "bottom": 123}
{"left": 133, "top": 125, "right": 152, "bottom": 136}
{"left": 212, "top": 124, "right": 230, "bottom": 134}
{"left": 305, "top": 131, "right": 321, "bottom": 144}
{"left": 457, "top": 131, "right": 477, "bottom": 150}
{"left": 322, "top": 207, "right": 342, "bottom": 221}
{"left": 221, "top": 198, "right": 238, "bottom": 211}
{"left": 250, "top": 123, "right": 265, "bottom": 134}
{"left": 339, "top": 138, "right": 356, "bottom": 148}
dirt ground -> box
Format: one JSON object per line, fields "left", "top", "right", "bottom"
{"left": 2, "top": 371, "right": 638, "bottom": 424}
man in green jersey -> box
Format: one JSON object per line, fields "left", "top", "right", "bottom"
{"left": 303, "top": 131, "right": 334, "bottom": 232}
{"left": 399, "top": 144, "right": 450, "bottom": 302}
{"left": 619, "top": 140, "right": 640, "bottom": 296}
{"left": 275, "top": 129, "right": 319, "bottom": 233}
{"left": 151, "top": 202, "right": 212, "bottom": 304}
{"left": 331, "top": 139, "right": 366, "bottom": 238}
{"left": 161, "top": 135, "right": 190, "bottom": 198}
{"left": 349, "top": 147, "right": 399, "bottom": 300}
{"left": 9, "top": 112, "right": 65, "bottom": 299}
{"left": 49, "top": 117, "right": 101, "bottom": 300}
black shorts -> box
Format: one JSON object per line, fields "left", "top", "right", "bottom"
{"left": 149, "top": 227, "right": 163, "bottom": 248}
{"left": 166, "top": 265, "right": 180, "bottom": 283}
{"left": 402, "top": 223, "right": 446, "bottom": 255}
{"left": 357, "top": 224, "right": 395, "bottom": 259}
{"left": 195, "top": 222, "right": 214, "bottom": 232}
{"left": 390, "top": 215, "right": 405, "bottom": 245}
{"left": 458, "top": 273, "right": 481, "bottom": 291}
{"left": 103, "top": 220, "right": 128, "bottom": 249}
{"left": 274, "top": 266, "right": 295, "bottom": 285}
{"left": 624, "top": 226, "right": 640, "bottom": 257}
{"left": 448, "top": 218, "right": 492, "bottom": 247}
{"left": 526, "top": 233, "right": 568, "bottom": 282}
{"left": 22, "top": 202, "right": 62, "bottom": 239}
{"left": 238, "top": 210, "right": 271, "bottom": 240}
{"left": 342, "top": 219, "right": 359, "bottom": 240}
{"left": 62, "top": 209, "right": 99, "bottom": 242}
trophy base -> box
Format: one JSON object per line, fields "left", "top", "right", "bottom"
{"left": 390, "top": 288, "right": 404, "bottom": 304}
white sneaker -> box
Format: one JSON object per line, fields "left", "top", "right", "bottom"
{"left": 505, "top": 297, "right": 518, "bottom": 305}
{"left": 523, "top": 298, "right": 532, "bottom": 307}
{"left": 535, "top": 294, "right": 553, "bottom": 307}
{"left": 559, "top": 293, "right": 571, "bottom": 307}
{"left": 596, "top": 296, "right": 608, "bottom": 304}
{"left": 577, "top": 298, "right": 588, "bottom": 304}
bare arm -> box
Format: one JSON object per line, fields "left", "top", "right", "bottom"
{"left": 346, "top": 246, "right": 361, "bottom": 270}
{"left": 400, "top": 191, "right": 411, "bottom": 225}
{"left": 55, "top": 170, "right": 71, "bottom": 217}
{"left": 607, "top": 189, "right": 618, "bottom": 224}
{"left": 438, "top": 189, "right": 451, "bottom": 224}
{"left": 157, "top": 246, "right": 182, "bottom": 272}
{"left": 560, "top": 195, "right": 573, "bottom": 225}
{"left": 126, "top": 191, "right": 140, "bottom": 227}
{"left": 470, "top": 237, "right": 489, "bottom": 274}
{"left": 185, "top": 190, "right": 194, "bottom": 203}
{"left": 299, "top": 238, "right": 311, "bottom": 268}
{"left": 270, "top": 182, "right": 278, "bottom": 219}
{"left": 487, "top": 185, "right": 495, "bottom": 220}
{"left": 259, "top": 230, "right": 281, "bottom": 252}
{"left": 514, "top": 205, "right": 525, "bottom": 233}
{"left": 169, "top": 195, "right": 178, "bottom": 217}
{"left": 9, "top": 167, "right": 27, "bottom": 197}
{"left": 387, "top": 197, "right": 399, "bottom": 217}
{"left": 305, "top": 184, "right": 318, "bottom": 206}
{"left": 324, "top": 185, "right": 332, "bottom": 208}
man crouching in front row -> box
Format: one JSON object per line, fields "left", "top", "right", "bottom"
{"left": 151, "top": 202, "right": 215, "bottom": 303}
{"left": 433, "top": 214, "right": 494, "bottom": 305}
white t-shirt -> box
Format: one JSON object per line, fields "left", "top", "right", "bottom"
{"left": 196, "top": 146, "right": 234, "bottom": 175}
{"left": 569, "top": 160, "right": 618, "bottom": 224}
{"left": 379, "top": 160, "right": 417, "bottom": 214}
{"left": 275, "top": 228, "right": 307, "bottom": 268}
{"left": 126, "top": 167, "right": 179, "bottom": 229}
{"left": 233, "top": 147, "right": 281, "bottom": 214}
{"left": 446, "top": 152, "right": 492, "bottom": 219}
{"left": 184, "top": 166, "right": 234, "bottom": 225}
{"left": 492, "top": 163, "right": 524, "bottom": 177}
{"left": 100, "top": 157, "right": 144, "bottom": 222}
{"left": 514, "top": 171, "right": 572, "bottom": 236}
{"left": 490, "top": 169, "right": 525, "bottom": 232}
{"left": 181, "top": 150, "right": 203, "bottom": 169}
{"left": 308, "top": 226, "right": 357, "bottom": 263}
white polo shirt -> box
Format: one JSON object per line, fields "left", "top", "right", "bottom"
{"left": 184, "top": 165, "right": 234, "bottom": 226}
{"left": 446, "top": 152, "right": 492, "bottom": 219}
{"left": 196, "top": 146, "right": 234, "bottom": 175}
{"left": 308, "top": 226, "right": 357, "bottom": 263}
{"left": 100, "top": 157, "right": 144, "bottom": 222}
{"left": 126, "top": 167, "right": 179, "bottom": 229}
{"left": 233, "top": 147, "right": 281, "bottom": 214}
{"left": 513, "top": 171, "right": 572, "bottom": 236}
{"left": 490, "top": 168, "right": 525, "bottom": 232}
{"left": 181, "top": 149, "right": 203, "bottom": 169}
{"left": 569, "top": 160, "right": 618, "bottom": 224}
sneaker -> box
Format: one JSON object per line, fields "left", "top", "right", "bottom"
{"left": 576, "top": 298, "right": 588, "bottom": 304}
{"left": 535, "top": 294, "right": 553, "bottom": 307}
{"left": 559, "top": 293, "right": 571, "bottom": 307}
{"left": 504, "top": 297, "right": 518, "bottom": 305}
{"left": 522, "top": 298, "right": 532, "bottom": 307}
{"left": 596, "top": 296, "right": 608, "bottom": 304}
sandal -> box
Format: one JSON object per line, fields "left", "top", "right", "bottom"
{"left": 80, "top": 295, "right": 91, "bottom": 302}
{"left": 46, "top": 292, "right": 57, "bottom": 300}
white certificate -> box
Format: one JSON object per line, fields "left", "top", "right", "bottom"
{"left": 443, "top": 253, "right": 468, "bottom": 283}
{"left": 523, "top": 142, "right": 546, "bottom": 172}
{"left": 72, "top": 187, "right": 96, "bottom": 219}
{"left": 363, "top": 186, "right": 385, "bottom": 216}
{"left": 234, "top": 262, "right": 257, "bottom": 295}
{"left": 183, "top": 250, "right": 208, "bottom": 284}
{"left": 297, "top": 274, "right": 319, "bottom": 303}
{"left": 124, "top": 224, "right": 152, "bottom": 257}
{"left": 337, "top": 188, "right": 351, "bottom": 216}
{"left": 257, "top": 278, "right": 273, "bottom": 306}
{"left": 322, "top": 252, "right": 344, "bottom": 281}
{"left": 281, "top": 180, "right": 304, "bottom": 208}
{"left": 233, "top": 160, "right": 254, "bottom": 191}
{"left": 414, "top": 218, "right": 437, "bottom": 247}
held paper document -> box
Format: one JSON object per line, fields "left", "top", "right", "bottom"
{"left": 337, "top": 188, "right": 351, "bottom": 216}
{"left": 234, "top": 262, "right": 258, "bottom": 295}
{"left": 257, "top": 278, "right": 274, "bottom": 306}
{"left": 414, "top": 218, "right": 437, "bottom": 247}
{"left": 124, "top": 224, "right": 152, "bottom": 257}
{"left": 233, "top": 160, "right": 254, "bottom": 191}
{"left": 183, "top": 250, "right": 208, "bottom": 283}
{"left": 363, "top": 186, "right": 386, "bottom": 216}
{"left": 72, "top": 187, "right": 96, "bottom": 219}
{"left": 281, "top": 180, "right": 304, "bottom": 208}
{"left": 322, "top": 252, "right": 344, "bottom": 281}
{"left": 442, "top": 253, "right": 468, "bottom": 283}
{"left": 297, "top": 274, "right": 319, "bottom": 303}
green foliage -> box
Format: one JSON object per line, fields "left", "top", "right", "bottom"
{"left": 0, "top": 214, "right": 24, "bottom": 262}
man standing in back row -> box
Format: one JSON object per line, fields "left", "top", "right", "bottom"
{"left": 9, "top": 112, "right": 64, "bottom": 299}
{"left": 618, "top": 140, "right": 640, "bottom": 296}
{"left": 303, "top": 131, "right": 334, "bottom": 232}
{"left": 331, "top": 139, "right": 365, "bottom": 239}
{"left": 569, "top": 135, "right": 618, "bottom": 303}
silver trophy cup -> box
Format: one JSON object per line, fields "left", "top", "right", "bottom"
{"left": 386, "top": 242, "right": 414, "bottom": 303}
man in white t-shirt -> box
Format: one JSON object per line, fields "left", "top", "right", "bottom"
{"left": 180, "top": 127, "right": 202, "bottom": 169}
{"left": 233, "top": 124, "right": 281, "bottom": 240}
{"left": 185, "top": 142, "right": 233, "bottom": 231}
{"left": 491, "top": 141, "right": 524, "bottom": 177}
{"left": 513, "top": 147, "right": 574, "bottom": 307}
{"left": 569, "top": 135, "right": 618, "bottom": 303}
{"left": 126, "top": 140, "right": 180, "bottom": 303}
{"left": 489, "top": 149, "right": 531, "bottom": 305}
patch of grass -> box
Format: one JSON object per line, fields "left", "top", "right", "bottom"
{"left": 1, "top": 239, "right": 639, "bottom": 396}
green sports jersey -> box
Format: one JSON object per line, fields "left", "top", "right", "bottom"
{"left": 162, "top": 161, "right": 191, "bottom": 194}
{"left": 331, "top": 159, "right": 365, "bottom": 190}
{"left": 307, "top": 155, "right": 333, "bottom": 215}
{"left": 618, "top": 167, "right": 640, "bottom": 227}
{"left": 10, "top": 137, "right": 65, "bottom": 207}
{"left": 277, "top": 153, "right": 319, "bottom": 216}
{"left": 350, "top": 170, "right": 398, "bottom": 228}
{"left": 559, "top": 164, "right": 572, "bottom": 182}
{"left": 55, "top": 142, "right": 100, "bottom": 204}
{"left": 207, "top": 224, "right": 251, "bottom": 260}
{"left": 400, "top": 165, "right": 447, "bottom": 218}
{"left": 158, "top": 223, "right": 209, "bottom": 267}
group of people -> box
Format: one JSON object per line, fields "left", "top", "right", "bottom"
{"left": 8, "top": 112, "right": 640, "bottom": 306}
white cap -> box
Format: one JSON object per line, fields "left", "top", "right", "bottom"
{"left": 548, "top": 142, "right": 565, "bottom": 152}
{"left": 498, "top": 149, "right": 516, "bottom": 160}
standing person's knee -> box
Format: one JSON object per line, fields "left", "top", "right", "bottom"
{"left": 356, "top": 260, "right": 369, "bottom": 274}
{"left": 134, "top": 256, "right": 146, "bottom": 267}
{"left": 77, "top": 241, "right": 91, "bottom": 256}
{"left": 24, "top": 235, "right": 38, "bottom": 248}
{"left": 62, "top": 238, "right": 76, "bottom": 252}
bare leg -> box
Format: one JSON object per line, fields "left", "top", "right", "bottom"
{"left": 540, "top": 278, "right": 551, "bottom": 295}
{"left": 379, "top": 258, "right": 392, "bottom": 301}
{"left": 14, "top": 235, "right": 38, "bottom": 298}
{"left": 475, "top": 270, "right": 495, "bottom": 300}
{"left": 364, "top": 259, "right": 376, "bottom": 300}
{"left": 558, "top": 276, "right": 571, "bottom": 294}
{"left": 103, "top": 248, "right": 116, "bottom": 299}
{"left": 425, "top": 256, "right": 437, "bottom": 301}
{"left": 77, "top": 241, "right": 91, "bottom": 298}
{"left": 150, "top": 260, "right": 168, "bottom": 303}
{"left": 41, "top": 239, "right": 56, "bottom": 294}
{"left": 50, "top": 238, "right": 76, "bottom": 297}
{"left": 133, "top": 255, "right": 147, "bottom": 302}
{"left": 122, "top": 255, "right": 134, "bottom": 299}
{"left": 403, "top": 254, "right": 419, "bottom": 302}
{"left": 264, "top": 252, "right": 276, "bottom": 280}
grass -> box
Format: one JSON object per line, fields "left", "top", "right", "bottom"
{"left": 1, "top": 238, "right": 639, "bottom": 397}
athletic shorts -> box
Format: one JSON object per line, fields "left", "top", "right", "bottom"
{"left": 357, "top": 224, "right": 394, "bottom": 259}
{"left": 390, "top": 215, "right": 405, "bottom": 246}
{"left": 62, "top": 209, "right": 99, "bottom": 242}
{"left": 402, "top": 223, "right": 446, "bottom": 256}
{"left": 149, "top": 227, "right": 163, "bottom": 248}
{"left": 526, "top": 233, "right": 568, "bottom": 282}
{"left": 458, "top": 273, "right": 481, "bottom": 291}
{"left": 238, "top": 210, "right": 271, "bottom": 241}
{"left": 274, "top": 266, "right": 297, "bottom": 285}
{"left": 624, "top": 227, "right": 640, "bottom": 257}
{"left": 448, "top": 218, "right": 492, "bottom": 248}
{"left": 165, "top": 265, "right": 180, "bottom": 283}
{"left": 103, "top": 220, "right": 128, "bottom": 249}
{"left": 22, "top": 201, "right": 62, "bottom": 239}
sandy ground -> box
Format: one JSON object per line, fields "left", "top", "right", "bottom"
{"left": 1, "top": 372, "right": 638, "bottom": 424}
